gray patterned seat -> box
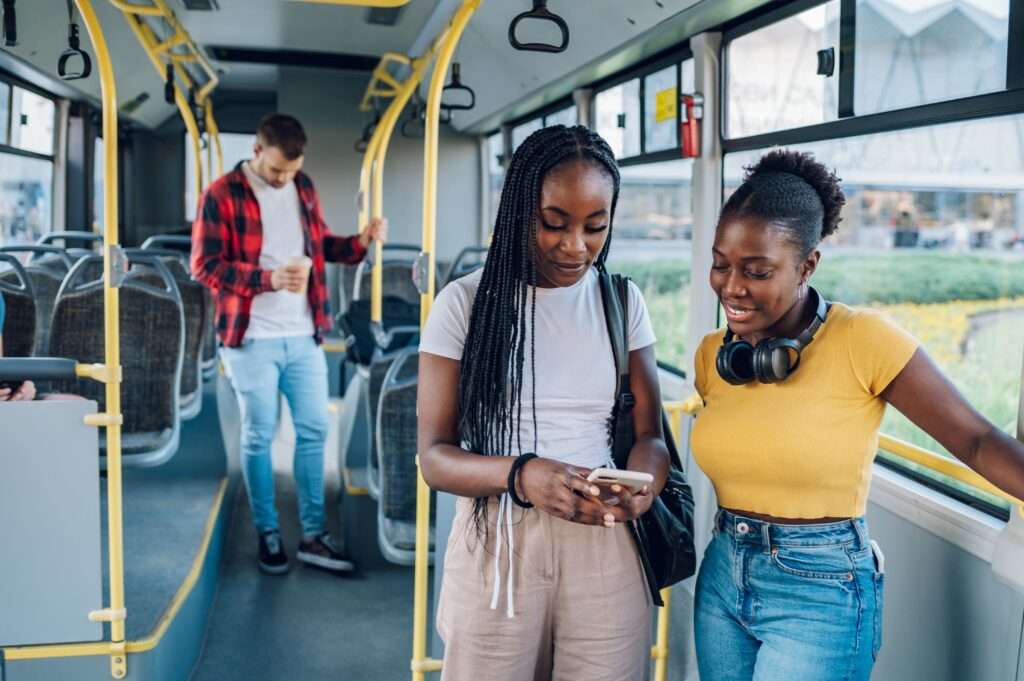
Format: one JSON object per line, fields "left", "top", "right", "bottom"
{"left": 0, "top": 254, "right": 36, "bottom": 359}
{"left": 48, "top": 254, "right": 184, "bottom": 466}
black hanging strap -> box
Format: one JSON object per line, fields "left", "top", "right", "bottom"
{"left": 57, "top": 0, "right": 92, "bottom": 81}
{"left": 508, "top": 0, "right": 570, "bottom": 54}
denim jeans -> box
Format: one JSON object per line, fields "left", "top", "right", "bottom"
{"left": 221, "top": 336, "right": 329, "bottom": 536}
{"left": 695, "top": 509, "right": 884, "bottom": 681}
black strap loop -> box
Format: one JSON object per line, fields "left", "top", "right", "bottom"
{"left": 57, "top": 1, "right": 92, "bottom": 81}
{"left": 440, "top": 63, "right": 476, "bottom": 112}
{"left": 164, "top": 62, "right": 175, "bottom": 104}
{"left": 508, "top": 0, "right": 570, "bottom": 54}
{"left": 3, "top": 0, "right": 17, "bottom": 47}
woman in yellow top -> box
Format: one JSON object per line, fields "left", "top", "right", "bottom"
{"left": 690, "top": 149, "right": 1024, "bottom": 681}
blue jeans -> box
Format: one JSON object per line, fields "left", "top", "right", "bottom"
{"left": 694, "top": 510, "right": 884, "bottom": 681}
{"left": 221, "top": 336, "right": 329, "bottom": 537}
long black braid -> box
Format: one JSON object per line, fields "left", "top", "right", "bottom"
{"left": 456, "top": 124, "right": 621, "bottom": 529}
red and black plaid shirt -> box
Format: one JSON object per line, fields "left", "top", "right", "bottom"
{"left": 191, "top": 162, "right": 367, "bottom": 347}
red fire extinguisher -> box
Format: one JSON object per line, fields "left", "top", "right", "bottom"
{"left": 680, "top": 93, "right": 703, "bottom": 158}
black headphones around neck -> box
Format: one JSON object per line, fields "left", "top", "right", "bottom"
{"left": 716, "top": 287, "right": 829, "bottom": 385}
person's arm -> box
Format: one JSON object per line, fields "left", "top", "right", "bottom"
{"left": 0, "top": 334, "right": 36, "bottom": 402}
{"left": 190, "top": 187, "right": 277, "bottom": 297}
{"left": 882, "top": 348, "right": 1024, "bottom": 501}
{"left": 309, "top": 183, "right": 387, "bottom": 264}
{"left": 417, "top": 351, "right": 614, "bottom": 525}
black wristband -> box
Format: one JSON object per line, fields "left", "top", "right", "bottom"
{"left": 507, "top": 452, "right": 538, "bottom": 508}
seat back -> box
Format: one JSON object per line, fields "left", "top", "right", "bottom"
{"left": 440, "top": 246, "right": 488, "bottom": 289}
{"left": 128, "top": 248, "right": 204, "bottom": 403}
{"left": 37, "top": 230, "right": 103, "bottom": 253}
{"left": 376, "top": 347, "right": 422, "bottom": 525}
{"left": 48, "top": 254, "right": 184, "bottom": 466}
{"left": 0, "top": 254, "right": 36, "bottom": 358}
{"left": 0, "top": 246, "right": 74, "bottom": 355}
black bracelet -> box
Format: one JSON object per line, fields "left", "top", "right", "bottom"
{"left": 507, "top": 453, "right": 538, "bottom": 508}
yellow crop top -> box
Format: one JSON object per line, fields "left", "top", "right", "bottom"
{"left": 690, "top": 303, "right": 919, "bottom": 519}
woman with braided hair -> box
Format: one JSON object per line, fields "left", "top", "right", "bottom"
{"left": 418, "top": 124, "right": 669, "bottom": 681}
{"left": 691, "top": 149, "right": 1024, "bottom": 680}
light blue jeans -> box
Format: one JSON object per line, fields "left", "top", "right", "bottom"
{"left": 221, "top": 336, "right": 329, "bottom": 537}
{"left": 695, "top": 509, "right": 884, "bottom": 681}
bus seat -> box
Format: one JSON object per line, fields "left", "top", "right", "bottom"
{"left": 0, "top": 253, "right": 36, "bottom": 358}
{"left": 375, "top": 347, "right": 433, "bottom": 565}
{"left": 48, "top": 254, "right": 185, "bottom": 467}
{"left": 0, "top": 246, "right": 75, "bottom": 356}
{"left": 129, "top": 247, "right": 206, "bottom": 420}
{"left": 440, "top": 245, "right": 488, "bottom": 289}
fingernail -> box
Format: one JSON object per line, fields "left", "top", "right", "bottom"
{"left": 611, "top": 484, "right": 622, "bottom": 493}
{"left": 589, "top": 486, "right": 599, "bottom": 496}
{"left": 604, "top": 520, "right": 614, "bottom": 528}
{"left": 604, "top": 513, "right": 614, "bottom": 522}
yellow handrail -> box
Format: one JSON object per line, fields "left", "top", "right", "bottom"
{"left": 360, "top": 53, "right": 413, "bottom": 112}
{"left": 878, "top": 434, "right": 1024, "bottom": 517}
{"left": 75, "top": 2, "right": 127, "bottom": 678}
{"left": 412, "top": 4, "right": 483, "bottom": 678}
{"left": 110, "top": 0, "right": 223, "bottom": 197}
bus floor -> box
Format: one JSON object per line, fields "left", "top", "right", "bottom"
{"left": 190, "top": 458, "right": 417, "bottom": 680}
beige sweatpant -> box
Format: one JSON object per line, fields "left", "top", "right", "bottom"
{"left": 436, "top": 496, "right": 652, "bottom": 681}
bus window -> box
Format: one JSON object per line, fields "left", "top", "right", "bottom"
{"left": 725, "top": 1, "right": 840, "bottom": 139}
{"left": 544, "top": 105, "right": 576, "bottom": 128}
{"left": 854, "top": 0, "right": 1010, "bottom": 116}
{"left": 595, "top": 78, "right": 640, "bottom": 159}
{"left": 0, "top": 154, "right": 52, "bottom": 247}
{"left": 607, "top": 158, "right": 695, "bottom": 371}
{"left": 10, "top": 87, "right": 55, "bottom": 156}
{"left": 184, "top": 131, "right": 254, "bottom": 221}
{"left": 725, "top": 112, "right": 1024, "bottom": 512}
{"left": 511, "top": 117, "right": 543, "bottom": 152}
{"left": 643, "top": 64, "right": 678, "bottom": 154}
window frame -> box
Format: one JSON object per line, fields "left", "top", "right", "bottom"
{"left": 722, "top": 0, "right": 1024, "bottom": 150}
{"left": 590, "top": 47, "right": 695, "bottom": 167}
{"left": 0, "top": 71, "right": 60, "bottom": 243}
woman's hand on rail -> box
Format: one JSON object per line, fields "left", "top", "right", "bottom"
{"left": 359, "top": 217, "right": 388, "bottom": 248}
{"left": 518, "top": 458, "right": 615, "bottom": 526}
{"left": 0, "top": 380, "right": 36, "bottom": 402}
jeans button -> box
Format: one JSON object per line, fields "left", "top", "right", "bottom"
{"left": 736, "top": 521, "right": 750, "bottom": 535}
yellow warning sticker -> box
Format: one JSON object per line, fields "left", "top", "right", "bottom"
{"left": 655, "top": 87, "right": 678, "bottom": 123}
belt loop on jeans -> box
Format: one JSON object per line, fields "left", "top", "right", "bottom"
{"left": 761, "top": 521, "right": 772, "bottom": 553}
{"left": 850, "top": 518, "right": 868, "bottom": 550}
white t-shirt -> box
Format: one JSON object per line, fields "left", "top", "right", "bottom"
{"left": 420, "top": 267, "right": 656, "bottom": 469}
{"left": 242, "top": 161, "right": 315, "bottom": 339}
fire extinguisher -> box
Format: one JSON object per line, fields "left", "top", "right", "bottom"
{"left": 680, "top": 93, "right": 703, "bottom": 158}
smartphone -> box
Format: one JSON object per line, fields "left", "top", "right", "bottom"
{"left": 586, "top": 468, "right": 653, "bottom": 492}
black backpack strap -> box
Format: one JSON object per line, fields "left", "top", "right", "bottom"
{"left": 599, "top": 270, "right": 634, "bottom": 470}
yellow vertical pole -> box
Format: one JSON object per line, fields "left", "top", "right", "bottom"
{"left": 358, "top": 130, "right": 384, "bottom": 321}
{"left": 652, "top": 587, "right": 672, "bottom": 681}
{"left": 412, "top": 2, "right": 481, "bottom": 679}
{"left": 368, "top": 55, "right": 431, "bottom": 322}
{"left": 75, "top": 2, "right": 127, "bottom": 678}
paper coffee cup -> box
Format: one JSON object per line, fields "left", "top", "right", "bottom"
{"left": 287, "top": 255, "right": 312, "bottom": 294}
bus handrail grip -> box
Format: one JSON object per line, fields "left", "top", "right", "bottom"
{"left": 508, "top": 0, "right": 569, "bottom": 54}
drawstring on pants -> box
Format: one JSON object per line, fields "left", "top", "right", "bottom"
{"left": 489, "top": 492, "right": 516, "bottom": 618}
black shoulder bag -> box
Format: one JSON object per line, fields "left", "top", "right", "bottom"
{"left": 599, "top": 270, "right": 697, "bottom": 606}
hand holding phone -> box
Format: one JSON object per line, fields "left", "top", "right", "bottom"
{"left": 586, "top": 468, "right": 653, "bottom": 492}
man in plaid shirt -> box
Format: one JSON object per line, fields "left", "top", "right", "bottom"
{"left": 192, "top": 113, "right": 386, "bottom": 575}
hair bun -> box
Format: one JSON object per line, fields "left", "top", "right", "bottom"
{"left": 746, "top": 149, "right": 845, "bottom": 238}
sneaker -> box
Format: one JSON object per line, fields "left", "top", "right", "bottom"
{"left": 297, "top": 533, "right": 355, "bottom": 574}
{"left": 258, "top": 530, "right": 290, "bottom": 575}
